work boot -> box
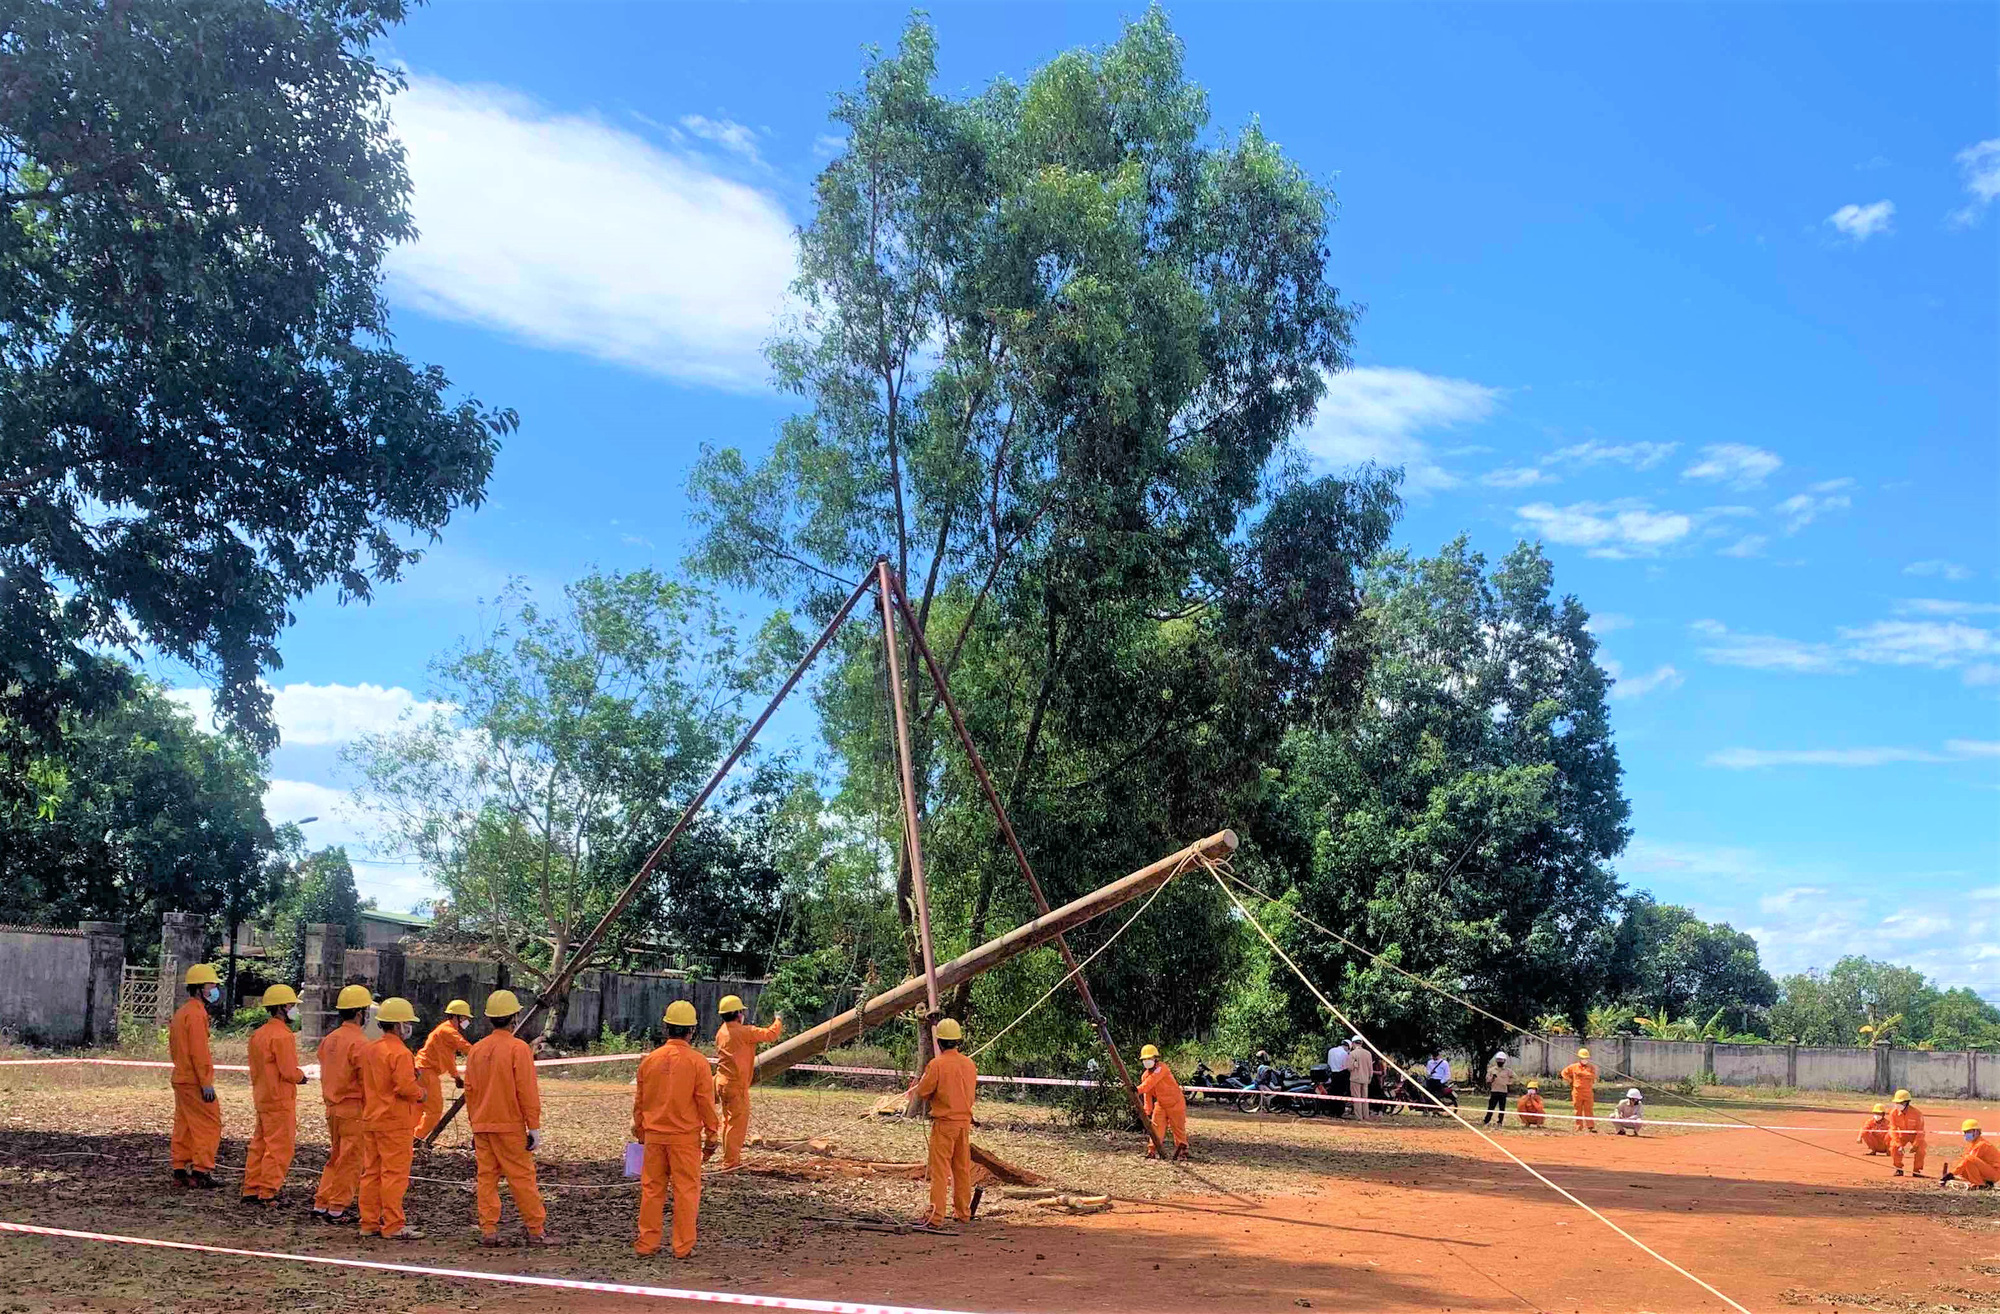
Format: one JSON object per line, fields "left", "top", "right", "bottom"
{"left": 524, "top": 1232, "right": 562, "bottom": 1247}
{"left": 1894, "top": 1168, "right": 1905, "bottom": 1177}
{"left": 384, "top": 1228, "right": 427, "bottom": 1241}
{"left": 172, "top": 1169, "right": 190, "bottom": 1188}
{"left": 189, "top": 1171, "right": 217, "bottom": 1189}
{"left": 240, "top": 1194, "right": 261, "bottom": 1207}
{"left": 1173, "top": 1144, "right": 1191, "bottom": 1163}
{"left": 478, "top": 1232, "right": 503, "bottom": 1247}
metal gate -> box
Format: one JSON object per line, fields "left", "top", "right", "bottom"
{"left": 119, "top": 964, "right": 160, "bottom": 1022}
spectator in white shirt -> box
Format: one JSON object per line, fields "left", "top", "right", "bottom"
{"left": 1424, "top": 1051, "right": 1452, "bottom": 1104}
{"left": 1325, "top": 1040, "right": 1351, "bottom": 1119}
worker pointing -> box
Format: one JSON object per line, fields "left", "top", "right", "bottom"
{"left": 243, "top": 984, "right": 309, "bottom": 1205}
{"left": 1857, "top": 1104, "right": 1891, "bottom": 1156}
{"left": 1942, "top": 1119, "right": 2000, "bottom": 1189}
{"left": 914, "top": 1017, "right": 978, "bottom": 1228}
{"left": 1888, "top": 1090, "right": 1927, "bottom": 1178}
{"left": 169, "top": 964, "right": 223, "bottom": 1188}
{"left": 415, "top": 999, "right": 474, "bottom": 1142}
{"left": 464, "top": 990, "right": 555, "bottom": 1246}
{"left": 712, "top": 993, "right": 783, "bottom": 1171}
{"left": 1136, "top": 1044, "right": 1190, "bottom": 1162}
{"left": 631, "top": 999, "right": 720, "bottom": 1258}
{"left": 1560, "top": 1047, "right": 1599, "bottom": 1133}
{"left": 312, "top": 984, "right": 373, "bottom": 1222}
{"left": 359, "top": 997, "right": 425, "bottom": 1239}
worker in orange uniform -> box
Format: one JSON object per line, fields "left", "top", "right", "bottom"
{"left": 464, "top": 989, "right": 556, "bottom": 1246}
{"left": 312, "top": 984, "right": 374, "bottom": 1223}
{"left": 712, "top": 993, "right": 783, "bottom": 1170}
{"left": 1888, "top": 1089, "right": 1927, "bottom": 1178}
{"left": 359, "top": 997, "right": 426, "bottom": 1239}
{"left": 415, "top": 999, "right": 475, "bottom": 1142}
{"left": 1560, "top": 1047, "right": 1599, "bottom": 1133}
{"left": 1857, "top": 1103, "right": 1892, "bottom": 1155}
{"left": 1943, "top": 1119, "right": 2000, "bottom": 1189}
{"left": 169, "top": 964, "right": 224, "bottom": 1188}
{"left": 243, "top": 984, "right": 310, "bottom": 1205}
{"left": 1518, "top": 1080, "right": 1547, "bottom": 1128}
{"left": 630, "top": 999, "right": 720, "bottom": 1257}
{"left": 1136, "top": 1044, "right": 1190, "bottom": 1161}
{"left": 914, "top": 1017, "right": 978, "bottom": 1228}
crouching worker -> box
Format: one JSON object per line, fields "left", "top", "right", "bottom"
{"left": 359, "top": 998, "right": 425, "bottom": 1239}
{"left": 1858, "top": 1104, "right": 1892, "bottom": 1155}
{"left": 1613, "top": 1088, "right": 1644, "bottom": 1136}
{"left": 1943, "top": 1119, "right": 2000, "bottom": 1189}
{"left": 915, "top": 1018, "right": 978, "bottom": 1228}
{"left": 1889, "top": 1089, "right": 1927, "bottom": 1178}
{"left": 169, "top": 965, "right": 224, "bottom": 1188}
{"left": 1136, "top": 1044, "right": 1190, "bottom": 1161}
{"left": 1517, "top": 1080, "right": 1547, "bottom": 1128}
{"left": 465, "top": 990, "right": 555, "bottom": 1246}
{"left": 631, "top": 1000, "right": 719, "bottom": 1258}
{"left": 243, "top": 985, "right": 309, "bottom": 1204}
{"left": 415, "top": 999, "right": 474, "bottom": 1142}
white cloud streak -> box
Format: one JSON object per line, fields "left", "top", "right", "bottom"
{"left": 1951, "top": 139, "right": 2000, "bottom": 228}
{"left": 1905, "top": 560, "right": 1973, "bottom": 581}
{"left": 1826, "top": 199, "right": 1895, "bottom": 242}
{"left": 1515, "top": 499, "right": 1697, "bottom": 558}
{"left": 1775, "top": 477, "right": 1854, "bottom": 533}
{"left": 677, "top": 114, "right": 764, "bottom": 165}
{"left": 1546, "top": 440, "right": 1678, "bottom": 471}
{"left": 1692, "top": 616, "right": 2000, "bottom": 684}
{"left": 169, "top": 682, "right": 449, "bottom": 747}
{"left": 1299, "top": 366, "right": 1500, "bottom": 494}
{"left": 1707, "top": 740, "right": 1999, "bottom": 770}
{"left": 1682, "top": 443, "right": 1782, "bottom": 489}
{"left": 1609, "top": 662, "right": 1684, "bottom": 701}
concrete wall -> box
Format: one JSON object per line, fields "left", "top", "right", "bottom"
{"left": 1894, "top": 1048, "right": 1979, "bottom": 1100}
{"left": 1713, "top": 1043, "right": 1788, "bottom": 1086}
{"left": 0, "top": 923, "right": 123, "bottom": 1046}
{"left": 1795, "top": 1045, "right": 1877, "bottom": 1092}
{"left": 1626, "top": 1040, "right": 1706, "bottom": 1082}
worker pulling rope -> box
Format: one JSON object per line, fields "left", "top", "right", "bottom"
{"left": 1209, "top": 868, "right": 1756, "bottom": 1314}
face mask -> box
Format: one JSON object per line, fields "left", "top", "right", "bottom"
{"left": 1969, "top": 1132, "right": 1980, "bottom": 1143}
{"left": 1144, "top": 1059, "right": 1157, "bottom": 1070}
{"left": 287, "top": 1006, "right": 300, "bottom": 1022}
{"left": 204, "top": 986, "right": 221, "bottom": 1003}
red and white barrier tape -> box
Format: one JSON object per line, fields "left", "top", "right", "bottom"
{"left": 0, "top": 1220, "right": 993, "bottom": 1314}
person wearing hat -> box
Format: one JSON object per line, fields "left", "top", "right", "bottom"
{"left": 415, "top": 999, "right": 475, "bottom": 1142}
{"left": 359, "top": 997, "right": 426, "bottom": 1239}
{"left": 1613, "top": 1088, "right": 1644, "bottom": 1136}
{"left": 1560, "top": 1047, "right": 1600, "bottom": 1133}
{"left": 712, "top": 993, "right": 783, "bottom": 1171}
{"left": 1942, "top": 1119, "right": 2000, "bottom": 1189}
{"left": 631, "top": 999, "right": 720, "bottom": 1257}
{"left": 1136, "top": 1044, "right": 1190, "bottom": 1161}
{"left": 463, "top": 989, "right": 554, "bottom": 1245}
{"left": 1888, "top": 1089, "right": 1927, "bottom": 1177}
{"left": 313, "top": 983, "right": 374, "bottom": 1221}
{"left": 1517, "top": 1079, "right": 1547, "bottom": 1128}
{"left": 1348, "top": 1037, "right": 1376, "bottom": 1120}
{"left": 243, "top": 984, "right": 310, "bottom": 1204}
{"left": 913, "top": 1017, "right": 979, "bottom": 1227}
{"left": 1857, "top": 1103, "right": 1892, "bottom": 1155}
{"left": 1482, "top": 1050, "right": 1516, "bottom": 1126}
{"left": 169, "top": 964, "right": 224, "bottom": 1188}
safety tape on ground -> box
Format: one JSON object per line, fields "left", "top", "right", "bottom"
{"left": 0, "top": 1220, "right": 992, "bottom": 1314}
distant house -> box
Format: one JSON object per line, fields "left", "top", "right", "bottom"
{"left": 358, "top": 909, "right": 432, "bottom": 950}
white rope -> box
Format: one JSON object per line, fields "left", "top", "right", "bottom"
{"left": 1210, "top": 869, "right": 1755, "bottom": 1314}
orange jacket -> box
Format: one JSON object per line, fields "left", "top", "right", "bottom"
{"left": 248, "top": 1017, "right": 305, "bottom": 1108}
{"left": 715, "top": 1017, "right": 784, "bottom": 1089}
{"left": 1959, "top": 1135, "right": 2000, "bottom": 1176}
{"left": 1559, "top": 1062, "right": 1598, "bottom": 1097}
{"left": 1518, "top": 1090, "right": 1546, "bottom": 1114}
{"left": 169, "top": 997, "right": 213, "bottom": 1088}
{"left": 915, "top": 1049, "right": 979, "bottom": 1125}
{"left": 632, "top": 1038, "right": 720, "bottom": 1141}
{"left": 1859, "top": 1115, "right": 1891, "bottom": 1143}
{"left": 464, "top": 1028, "right": 542, "bottom": 1133}
{"left": 1137, "top": 1061, "right": 1186, "bottom": 1116}
{"left": 1890, "top": 1104, "right": 1926, "bottom": 1142}
{"left": 416, "top": 1020, "right": 472, "bottom": 1079}
{"left": 360, "top": 1034, "right": 423, "bottom": 1133}
{"left": 317, "top": 1019, "right": 368, "bottom": 1116}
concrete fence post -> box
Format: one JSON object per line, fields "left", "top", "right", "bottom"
{"left": 1969, "top": 1051, "right": 1978, "bottom": 1100}
{"left": 1702, "top": 1038, "right": 1717, "bottom": 1079}
{"left": 157, "top": 911, "right": 207, "bottom": 1026}
{"left": 1620, "top": 1035, "right": 1634, "bottom": 1078}
{"left": 301, "top": 923, "right": 344, "bottom": 1046}
{"left": 1786, "top": 1042, "right": 1799, "bottom": 1088}
{"left": 81, "top": 921, "right": 122, "bottom": 1045}
{"left": 1875, "top": 1043, "right": 1893, "bottom": 1095}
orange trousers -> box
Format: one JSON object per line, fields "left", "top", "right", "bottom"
{"left": 1958, "top": 1154, "right": 1999, "bottom": 1186}
{"left": 414, "top": 1070, "right": 448, "bottom": 1140}
{"left": 717, "top": 1081, "right": 752, "bottom": 1168}
{"left": 474, "top": 1130, "right": 547, "bottom": 1237}
{"left": 243, "top": 1102, "right": 297, "bottom": 1199}
{"left": 169, "top": 1083, "right": 222, "bottom": 1173}
{"left": 1892, "top": 1136, "right": 1927, "bottom": 1173}
{"left": 926, "top": 1119, "right": 974, "bottom": 1225}
{"left": 635, "top": 1135, "right": 704, "bottom": 1257}
{"left": 1150, "top": 1103, "right": 1189, "bottom": 1150}
{"left": 359, "top": 1129, "right": 415, "bottom": 1236}
{"left": 1573, "top": 1093, "right": 1597, "bottom": 1132}
{"left": 314, "top": 1109, "right": 364, "bottom": 1211}
{"left": 1860, "top": 1130, "right": 1890, "bottom": 1154}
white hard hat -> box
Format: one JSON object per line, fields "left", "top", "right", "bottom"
{"left": 1626, "top": 1088, "right": 1642, "bottom": 1100}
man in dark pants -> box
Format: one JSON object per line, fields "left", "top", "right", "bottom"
{"left": 1483, "top": 1050, "right": 1515, "bottom": 1126}
{"left": 1324, "top": 1038, "right": 1352, "bottom": 1119}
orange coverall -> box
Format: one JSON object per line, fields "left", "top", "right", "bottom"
{"left": 1857, "top": 1115, "right": 1891, "bottom": 1154}
{"left": 168, "top": 996, "right": 221, "bottom": 1174}
{"left": 914, "top": 1048, "right": 979, "bottom": 1226}
{"left": 632, "top": 1037, "right": 720, "bottom": 1257}
{"left": 465, "top": 1028, "right": 548, "bottom": 1239}
{"left": 1890, "top": 1104, "right": 1927, "bottom": 1174}
{"left": 713, "top": 1015, "right": 783, "bottom": 1169}
{"left": 1560, "top": 1061, "right": 1599, "bottom": 1132}
{"left": 1954, "top": 1135, "right": 2000, "bottom": 1187}
{"left": 1517, "top": 1089, "right": 1547, "bottom": 1128}
{"left": 414, "top": 1021, "right": 472, "bottom": 1140}
{"left": 358, "top": 1034, "right": 423, "bottom": 1237}
{"left": 1137, "top": 1061, "right": 1189, "bottom": 1154}
{"left": 244, "top": 1016, "right": 306, "bottom": 1199}
{"left": 314, "top": 1019, "right": 369, "bottom": 1213}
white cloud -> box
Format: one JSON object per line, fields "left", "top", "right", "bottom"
{"left": 812, "top": 133, "right": 848, "bottom": 159}
{"left": 1546, "top": 440, "right": 1678, "bottom": 471}
{"left": 1690, "top": 618, "right": 1843, "bottom": 673}
{"left": 1682, "top": 443, "right": 1782, "bottom": 489}
{"left": 678, "top": 114, "right": 764, "bottom": 166}
{"left": 170, "top": 682, "right": 447, "bottom": 748}
{"left": 1775, "top": 477, "right": 1854, "bottom": 533}
{"left": 386, "top": 76, "right": 797, "bottom": 390}
{"left": 1299, "top": 366, "right": 1501, "bottom": 494}
{"left": 1967, "top": 664, "right": 2000, "bottom": 688}
{"left": 1707, "top": 740, "right": 1999, "bottom": 770}
{"left": 1826, "top": 199, "right": 1895, "bottom": 242}
{"left": 1694, "top": 614, "right": 2000, "bottom": 685}
{"left": 1950, "top": 139, "right": 2000, "bottom": 228}
{"left": 1905, "top": 560, "right": 1973, "bottom": 581}
{"left": 1948, "top": 740, "right": 2000, "bottom": 758}
{"left": 1719, "top": 534, "right": 1768, "bottom": 559}
{"left": 1585, "top": 612, "right": 1634, "bottom": 634}
{"left": 1515, "top": 499, "right": 1694, "bottom": 558}
{"left": 1895, "top": 599, "right": 2000, "bottom": 618}
{"left": 1760, "top": 886, "right": 1828, "bottom": 913}
{"left": 1837, "top": 619, "right": 2000, "bottom": 671}
{"left": 1481, "top": 466, "right": 1554, "bottom": 489}
{"left": 1608, "top": 662, "right": 1684, "bottom": 701}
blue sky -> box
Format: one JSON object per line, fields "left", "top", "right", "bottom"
{"left": 166, "top": 3, "right": 1998, "bottom": 993}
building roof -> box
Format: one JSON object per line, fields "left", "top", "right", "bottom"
{"left": 360, "top": 909, "right": 433, "bottom": 929}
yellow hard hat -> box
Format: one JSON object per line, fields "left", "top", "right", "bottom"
{"left": 1577, "top": 1047, "right": 1590, "bottom": 1059}
{"left": 718, "top": 994, "right": 745, "bottom": 1014}
{"left": 933, "top": 1018, "right": 963, "bottom": 1042}
{"left": 1894, "top": 1089, "right": 1912, "bottom": 1103}
{"left": 1526, "top": 1080, "right": 1540, "bottom": 1089}
{"left": 261, "top": 984, "right": 299, "bottom": 1007}
{"left": 1139, "top": 1043, "right": 1160, "bottom": 1060}
{"left": 664, "top": 1000, "right": 698, "bottom": 1027}
{"left": 1873, "top": 1103, "right": 1886, "bottom": 1114}
{"left": 336, "top": 984, "right": 375, "bottom": 1010}
{"left": 183, "top": 964, "right": 221, "bottom": 986}
{"left": 1964, "top": 1119, "right": 1982, "bottom": 1133}
{"left": 485, "top": 989, "right": 523, "bottom": 1018}
{"left": 376, "top": 997, "right": 418, "bottom": 1025}
{"left": 445, "top": 999, "right": 473, "bottom": 1018}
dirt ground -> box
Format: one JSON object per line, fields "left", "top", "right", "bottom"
{"left": 2, "top": 1056, "right": 1998, "bottom": 1314}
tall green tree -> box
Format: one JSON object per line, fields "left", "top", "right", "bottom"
{"left": 1, "top": 0, "right": 513, "bottom": 748}
{"left": 269, "top": 846, "right": 367, "bottom": 982}
{"left": 1608, "top": 896, "right": 1777, "bottom": 1035}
